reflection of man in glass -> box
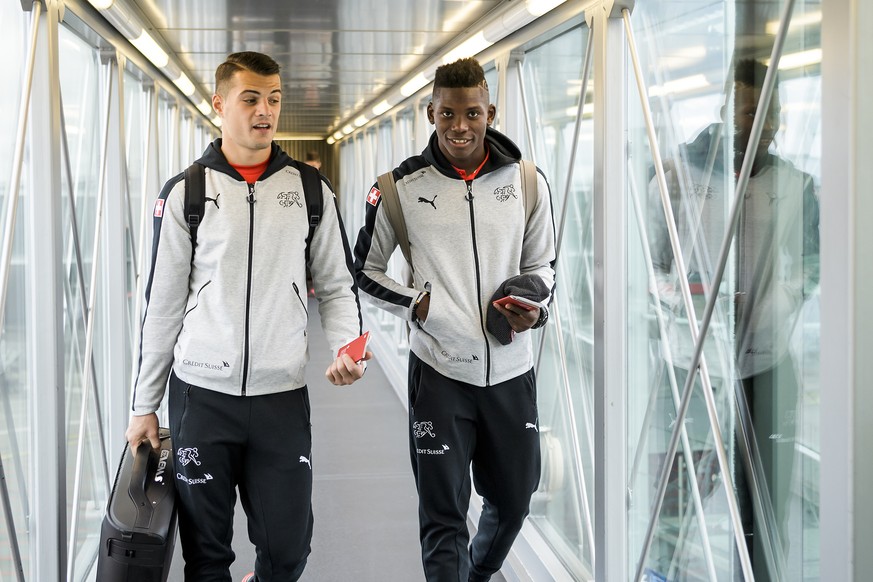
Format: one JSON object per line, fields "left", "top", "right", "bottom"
{"left": 649, "top": 59, "right": 820, "bottom": 578}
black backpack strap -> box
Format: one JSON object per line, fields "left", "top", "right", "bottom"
{"left": 184, "top": 162, "right": 206, "bottom": 260}
{"left": 292, "top": 160, "right": 323, "bottom": 264}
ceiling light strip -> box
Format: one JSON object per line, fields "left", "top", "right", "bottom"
{"left": 84, "top": 0, "right": 216, "bottom": 126}
{"left": 331, "top": 0, "right": 588, "bottom": 143}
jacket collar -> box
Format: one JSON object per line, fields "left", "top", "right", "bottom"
{"left": 423, "top": 127, "right": 522, "bottom": 180}
{"left": 196, "top": 139, "right": 293, "bottom": 182}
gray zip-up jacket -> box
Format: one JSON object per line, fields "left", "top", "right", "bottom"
{"left": 132, "top": 140, "right": 362, "bottom": 415}
{"left": 354, "top": 128, "right": 556, "bottom": 387}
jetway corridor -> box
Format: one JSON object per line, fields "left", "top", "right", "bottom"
{"left": 1, "top": 0, "right": 872, "bottom": 580}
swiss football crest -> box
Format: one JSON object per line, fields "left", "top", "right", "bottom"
{"left": 153, "top": 199, "right": 165, "bottom": 217}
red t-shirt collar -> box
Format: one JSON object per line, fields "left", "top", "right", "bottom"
{"left": 451, "top": 147, "right": 490, "bottom": 181}
{"left": 230, "top": 158, "right": 270, "bottom": 184}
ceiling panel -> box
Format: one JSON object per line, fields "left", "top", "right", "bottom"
{"left": 133, "top": 0, "right": 506, "bottom": 136}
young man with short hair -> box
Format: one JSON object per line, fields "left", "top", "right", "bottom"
{"left": 354, "top": 57, "right": 556, "bottom": 582}
{"left": 126, "top": 51, "right": 369, "bottom": 581}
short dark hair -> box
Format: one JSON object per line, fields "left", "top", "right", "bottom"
{"left": 734, "top": 58, "right": 775, "bottom": 90}
{"left": 432, "top": 57, "right": 489, "bottom": 94}
{"left": 215, "top": 52, "right": 281, "bottom": 96}
{"left": 305, "top": 151, "right": 320, "bottom": 162}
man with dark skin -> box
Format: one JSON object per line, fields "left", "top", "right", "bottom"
{"left": 355, "top": 58, "right": 556, "bottom": 582}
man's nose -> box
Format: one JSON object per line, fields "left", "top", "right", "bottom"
{"left": 256, "top": 100, "right": 272, "bottom": 116}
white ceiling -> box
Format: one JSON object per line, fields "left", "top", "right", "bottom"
{"left": 131, "top": 0, "right": 509, "bottom": 137}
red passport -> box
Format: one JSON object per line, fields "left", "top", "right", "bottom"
{"left": 336, "top": 331, "right": 370, "bottom": 363}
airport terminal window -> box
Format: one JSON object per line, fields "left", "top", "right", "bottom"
{"left": 520, "top": 22, "right": 594, "bottom": 578}
{"left": 157, "top": 90, "right": 178, "bottom": 181}
{"left": 0, "top": 5, "right": 31, "bottom": 579}
{"left": 124, "top": 69, "right": 148, "bottom": 346}
{"left": 58, "top": 23, "right": 113, "bottom": 571}
{"left": 625, "top": 1, "right": 821, "bottom": 579}
{"left": 484, "top": 66, "right": 498, "bottom": 118}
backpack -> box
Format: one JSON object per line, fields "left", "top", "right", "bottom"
{"left": 376, "top": 159, "right": 539, "bottom": 273}
{"left": 183, "top": 161, "right": 323, "bottom": 261}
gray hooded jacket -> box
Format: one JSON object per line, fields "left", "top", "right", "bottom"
{"left": 132, "top": 140, "right": 362, "bottom": 414}
{"left": 354, "top": 128, "right": 557, "bottom": 387}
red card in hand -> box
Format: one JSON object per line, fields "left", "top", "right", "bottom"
{"left": 337, "top": 331, "right": 370, "bottom": 363}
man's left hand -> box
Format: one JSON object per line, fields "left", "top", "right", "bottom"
{"left": 325, "top": 351, "right": 373, "bottom": 386}
{"left": 492, "top": 302, "right": 539, "bottom": 333}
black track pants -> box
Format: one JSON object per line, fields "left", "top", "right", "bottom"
{"left": 168, "top": 372, "right": 314, "bottom": 582}
{"left": 407, "top": 353, "right": 541, "bottom": 582}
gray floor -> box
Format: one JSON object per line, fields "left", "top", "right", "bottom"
{"left": 169, "top": 299, "right": 423, "bottom": 581}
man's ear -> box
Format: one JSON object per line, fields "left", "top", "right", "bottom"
{"left": 487, "top": 104, "right": 496, "bottom": 126}
{"left": 426, "top": 101, "right": 435, "bottom": 124}
{"left": 212, "top": 93, "right": 223, "bottom": 117}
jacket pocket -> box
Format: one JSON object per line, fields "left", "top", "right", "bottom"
{"left": 292, "top": 281, "right": 309, "bottom": 336}
{"left": 184, "top": 280, "right": 212, "bottom": 317}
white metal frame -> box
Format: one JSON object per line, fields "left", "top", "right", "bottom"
{"left": 26, "top": 2, "right": 66, "bottom": 581}
{"left": 0, "top": 0, "right": 866, "bottom": 578}
{"left": 820, "top": 0, "right": 873, "bottom": 578}
{"left": 591, "top": 3, "right": 630, "bottom": 580}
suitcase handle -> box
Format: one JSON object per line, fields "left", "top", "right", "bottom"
{"left": 129, "top": 444, "right": 154, "bottom": 528}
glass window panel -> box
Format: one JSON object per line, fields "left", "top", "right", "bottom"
{"left": 58, "top": 24, "right": 111, "bottom": 577}
{"left": 0, "top": 5, "right": 31, "bottom": 579}
{"left": 520, "top": 21, "right": 594, "bottom": 577}
{"left": 124, "top": 69, "right": 148, "bottom": 351}
{"left": 484, "top": 64, "right": 499, "bottom": 122}
{"left": 626, "top": 1, "right": 821, "bottom": 579}
{"left": 157, "top": 91, "right": 177, "bottom": 182}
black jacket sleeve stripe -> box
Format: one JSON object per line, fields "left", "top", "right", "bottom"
{"left": 352, "top": 190, "right": 414, "bottom": 309}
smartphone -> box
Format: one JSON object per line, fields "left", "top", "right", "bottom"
{"left": 493, "top": 295, "right": 543, "bottom": 312}
{"left": 337, "top": 331, "right": 370, "bottom": 363}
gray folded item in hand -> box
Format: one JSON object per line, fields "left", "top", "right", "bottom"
{"left": 486, "top": 274, "right": 549, "bottom": 345}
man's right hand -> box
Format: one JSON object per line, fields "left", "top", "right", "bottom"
{"left": 125, "top": 412, "right": 160, "bottom": 451}
{"left": 415, "top": 293, "right": 430, "bottom": 323}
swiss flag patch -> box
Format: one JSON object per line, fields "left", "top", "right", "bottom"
{"left": 153, "top": 199, "right": 165, "bottom": 218}
{"left": 366, "top": 186, "right": 381, "bottom": 206}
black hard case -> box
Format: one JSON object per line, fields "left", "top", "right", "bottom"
{"left": 96, "top": 428, "right": 178, "bottom": 581}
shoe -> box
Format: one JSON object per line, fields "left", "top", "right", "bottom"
{"left": 241, "top": 574, "right": 255, "bottom": 582}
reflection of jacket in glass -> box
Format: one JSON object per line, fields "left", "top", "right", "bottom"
{"left": 648, "top": 123, "right": 820, "bottom": 378}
